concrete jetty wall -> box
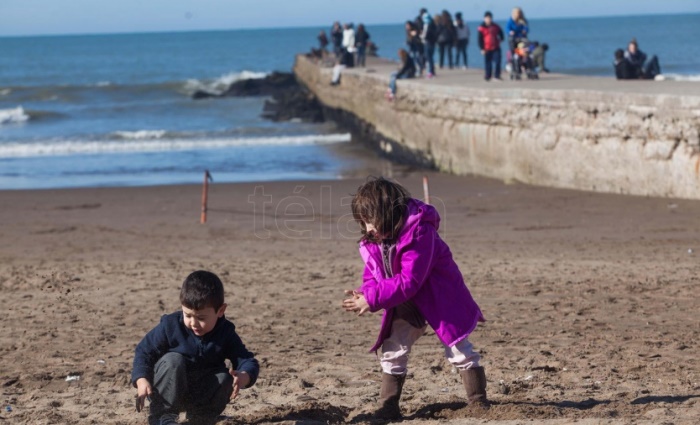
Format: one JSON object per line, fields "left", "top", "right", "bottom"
{"left": 294, "top": 55, "right": 700, "bottom": 199}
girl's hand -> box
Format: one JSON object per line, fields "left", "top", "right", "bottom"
{"left": 343, "top": 292, "right": 370, "bottom": 316}
{"left": 230, "top": 370, "right": 250, "bottom": 400}
{"left": 135, "top": 378, "right": 152, "bottom": 412}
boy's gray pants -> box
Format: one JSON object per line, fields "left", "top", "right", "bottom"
{"left": 149, "top": 352, "right": 233, "bottom": 422}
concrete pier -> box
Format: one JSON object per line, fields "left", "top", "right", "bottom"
{"left": 294, "top": 55, "right": 700, "bottom": 199}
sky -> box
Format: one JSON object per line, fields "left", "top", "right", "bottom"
{"left": 1, "top": 0, "right": 699, "bottom": 36}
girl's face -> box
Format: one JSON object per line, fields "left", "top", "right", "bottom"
{"left": 363, "top": 221, "right": 384, "bottom": 242}
{"left": 364, "top": 222, "right": 377, "bottom": 235}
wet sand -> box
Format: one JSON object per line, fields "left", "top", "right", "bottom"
{"left": 1, "top": 172, "right": 699, "bottom": 424}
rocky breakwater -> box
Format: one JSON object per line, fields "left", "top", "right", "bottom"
{"left": 293, "top": 54, "right": 700, "bottom": 199}
{"left": 192, "top": 71, "right": 324, "bottom": 123}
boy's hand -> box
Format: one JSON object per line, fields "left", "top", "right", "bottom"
{"left": 343, "top": 291, "right": 370, "bottom": 316}
{"left": 135, "top": 378, "right": 152, "bottom": 413}
{"left": 230, "top": 370, "right": 250, "bottom": 400}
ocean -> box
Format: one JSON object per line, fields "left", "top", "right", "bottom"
{"left": 1, "top": 13, "right": 698, "bottom": 190}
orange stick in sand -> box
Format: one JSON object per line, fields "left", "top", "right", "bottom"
{"left": 423, "top": 175, "right": 430, "bottom": 204}
{"left": 200, "top": 170, "right": 213, "bottom": 224}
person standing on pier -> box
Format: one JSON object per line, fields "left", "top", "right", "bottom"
{"left": 419, "top": 9, "right": 438, "bottom": 78}
{"left": 478, "top": 11, "right": 504, "bottom": 81}
{"left": 355, "top": 24, "right": 371, "bottom": 67}
{"left": 454, "top": 12, "right": 470, "bottom": 68}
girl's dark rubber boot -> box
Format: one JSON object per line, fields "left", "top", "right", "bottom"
{"left": 460, "top": 366, "right": 488, "bottom": 406}
{"left": 375, "top": 373, "right": 406, "bottom": 420}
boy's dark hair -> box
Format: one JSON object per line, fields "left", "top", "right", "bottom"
{"left": 484, "top": 11, "right": 493, "bottom": 18}
{"left": 351, "top": 177, "right": 411, "bottom": 243}
{"left": 180, "top": 270, "right": 225, "bottom": 311}
{"left": 614, "top": 48, "right": 624, "bottom": 61}
{"left": 542, "top": 43, "right": 549, "bottom": 51}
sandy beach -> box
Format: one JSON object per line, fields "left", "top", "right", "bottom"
{"left": 0, "top": 172, "right": 698, "bottom": 424}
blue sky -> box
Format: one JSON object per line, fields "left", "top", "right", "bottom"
{"left": 1, "top": 0, "right": 698, "bottom": 36}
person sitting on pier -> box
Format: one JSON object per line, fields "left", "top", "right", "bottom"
{"left": 624, "top": 39, "right": 661, "bottom": 79}
{"left": 614, "top": 49, "right": 636, "bottom": 80}
{"left": 387, "top": 49, "right": 416, "bottom": 101}
{"left": 330, "top": 46, "right": 355, "bottom": 86}
{"left": 531, "top": 42, "right": 549, "bottom": 73}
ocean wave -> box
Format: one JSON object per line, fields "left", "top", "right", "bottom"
{"left": 183, "top": 70, "right": 268, "bottom": 95}
{"left": 0, "top": 107, "right": 30, "bottom": 125}
{"left": 0, "top": 133, "right": 352, "bottom": 158}
{"left": 113, "top": 130, "right": 168, "bottom": 140}
{"left": 1, "top": 71, "right": 269, "bottom": 101}
{"left": 655, "top": 73, "right": 700, "bottom": 82}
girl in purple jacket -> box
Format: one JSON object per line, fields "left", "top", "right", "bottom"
{"left": 343, "top": 177, "right": 487, "bottom": 420}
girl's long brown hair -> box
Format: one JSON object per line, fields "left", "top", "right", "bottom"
{"left": 351, "top": 177, "right": 411, "bottom": 243}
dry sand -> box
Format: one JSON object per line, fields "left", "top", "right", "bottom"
{"left": 1, "top": 172, "right": 699, "bottom": 424}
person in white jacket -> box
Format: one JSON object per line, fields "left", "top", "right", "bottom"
{"left": 342, "top": 23, "right": 356, "bottom": 54}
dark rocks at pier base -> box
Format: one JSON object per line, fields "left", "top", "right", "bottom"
{"left": 262, "top": 90, "right": 324, "bottom": 123}
{"left": 191, "top": 71, "right": 324, "bottom": 123}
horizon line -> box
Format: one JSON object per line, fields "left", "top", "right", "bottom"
{"left": 0, "top": 11, "right": 696, "bottom": 39}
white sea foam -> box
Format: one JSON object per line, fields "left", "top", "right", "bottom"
{"left": 95, "top": 81, "right": 112, "bottom": 87}
{"left": 113, "top": 130, "right": 167, "bottom": 140}
{"left": 655, "top": 73, "right": 700, "bottom": 82}
{"left": 0, "top": 107, "right": 30, "bottom": 125}
{"left": 0, "top": 133, "right": 352, "bottom": 158}
{"left": 0, "top": 89, "right": 11, "bottom": 96}
{"left": 183, "top": 70, "right": 268, "bottom": 95}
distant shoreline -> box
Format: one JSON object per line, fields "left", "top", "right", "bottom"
{"left": 1, "top": 11, "right": 698, "bottom": 39}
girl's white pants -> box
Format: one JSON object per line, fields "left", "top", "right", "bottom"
{"left": 380, "top": 318, "right": 480, "bottom": 375}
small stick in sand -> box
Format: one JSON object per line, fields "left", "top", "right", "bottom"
{"left": 200, "top": 170, "right": 213, "bottom": 224}
{"left": 423, "top": 175, "right": 430, "bottom": 204}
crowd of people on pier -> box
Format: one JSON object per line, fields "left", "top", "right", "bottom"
{"left": 317, "top": 6, "right": 551, "bottom": 95}
{"left": 315, "top": 6, "right": 660, "bottom": 99}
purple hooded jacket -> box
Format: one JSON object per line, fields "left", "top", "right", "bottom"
{"left": 358, "top": 199, "right": 484, "bottom": 352}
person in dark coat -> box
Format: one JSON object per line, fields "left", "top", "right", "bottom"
{"left": 406, "top": 21, "right": 424, "bottom": 76}
{"left": 388, "top": 49, "right": 416, "bottom": 100}
{"left": 624, "top": 39, "right": 661, "bottom": 79}
{"left": 318, "top": 30, "right": 329, "bottom": 52}
{"left": 437, "top": 10, "right": 456, "bottom": 69}
{"left": 331, "top": 21, "right": 343, "bottom": 57}
{"left": 614, "top": 49, "right": 636, "bottom": 79}
{"left": 355, "top": 24, "right": 371, "bottom": 67}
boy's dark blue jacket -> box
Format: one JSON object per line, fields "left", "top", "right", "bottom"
{"left": 131, "top": 311, "right": 259, "bottom": 387}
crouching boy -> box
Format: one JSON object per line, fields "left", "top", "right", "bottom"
{"left": 132, "top": 270, "right": 260, "bottom": 425}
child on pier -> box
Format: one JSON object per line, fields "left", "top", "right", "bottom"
{"left": 342, "top": 177, "right": 487, "bottom": 420}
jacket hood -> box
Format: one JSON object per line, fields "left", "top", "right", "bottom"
{"left": 399, "top": 198, "right": 439, "bottom": 239}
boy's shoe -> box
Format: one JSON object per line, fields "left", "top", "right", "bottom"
{"left": 187, "top": 415, "right": 219, "bottom": 425}
{"left": 158, "top": 413, "right": 179, "bottom": 425}
{"left": 425, "top": 72, "right": 435, "bottom": 79}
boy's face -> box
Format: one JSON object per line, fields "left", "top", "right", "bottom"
{"left": 484, "top": 16, "right": 492, "bottom": 25}
{"left": 182, "top": 304, "right": 226, "bottom": 337}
